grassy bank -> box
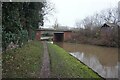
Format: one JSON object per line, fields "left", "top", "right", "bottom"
{"left": 2, "top": 41, "right": 43, "bottom": 78}
{"left": 48, "top": 43, "right": 101, "bottom": 78}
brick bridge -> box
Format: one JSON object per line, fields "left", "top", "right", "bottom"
{"left": 35, "top": 28, "right": 73, "bottom": 42}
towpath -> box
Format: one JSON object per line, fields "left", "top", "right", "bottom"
{"left": 40, "top": 41, "right": 50, "bottom": 78}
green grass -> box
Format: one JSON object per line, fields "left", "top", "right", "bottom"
{"left": 2, "top": 41, "right": 43, "bottom": 78}
{"left": 47, "top": 43, "right": 102, "bottom": 78}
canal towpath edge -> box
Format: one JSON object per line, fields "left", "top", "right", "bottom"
{"left": 40, "top": 41, "right": 50, "bottom": 78}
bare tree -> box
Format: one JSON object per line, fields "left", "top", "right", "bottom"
{"left": 42, "top": 1, "right": 55, "bottom": 16}
{"left": 100, "top": 7, "right": 118, "bottom": 24}
{"left": 53, "top": 18, "right": 59, "bottom": 30}
{"left": 74, "top": 7, "right": 118, "bottom": 47}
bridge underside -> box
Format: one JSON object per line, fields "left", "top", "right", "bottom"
{"left": 54, "top": 33, "right": 64, "bottom": 42}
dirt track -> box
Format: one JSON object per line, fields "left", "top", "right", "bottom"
{"left": 40, "top": 42, "right": 50, "bottom": 78}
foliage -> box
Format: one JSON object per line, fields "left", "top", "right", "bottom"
{"left": 2, "top": 41, "right": 43, "bottom": 78}
{"left": 47, "top": 43, "right": 102, "bottom": 78}
{"left": 2, "top": 2, "right": 45, "bottom": 51}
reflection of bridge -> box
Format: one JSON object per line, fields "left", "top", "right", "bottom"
{"left": 35, "top": 29, "right": 73, "bottom": 42}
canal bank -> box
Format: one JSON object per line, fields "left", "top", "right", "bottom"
{"left": 2, "top": 40, "right": 107, "bottom": 78}
{"left": 47, "top": 43, "right": 103, "bottom": 78}
{"left": 55, "top": 42, "right": 118, "bottom": 78}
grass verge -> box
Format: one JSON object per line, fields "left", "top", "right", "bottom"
{"left": 48, "top": 43, "right": 102, "bottom": 78}
{"left": 2, "top": 41, "right": 43, "bottom": 78}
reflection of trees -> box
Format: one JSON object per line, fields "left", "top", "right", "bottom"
{"left": 70, "top": 52, "right": 118, "bottom": 78}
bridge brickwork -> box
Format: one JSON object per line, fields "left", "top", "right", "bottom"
{"left": 35, "top": 29, "right": 72, "bottom": 42}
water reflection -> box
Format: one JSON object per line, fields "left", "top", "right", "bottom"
{"left": 70, "top": 52, "right": 118, "bottom": 78}
{"left": 55, "top": 42, "right": 118, "bottom": 78}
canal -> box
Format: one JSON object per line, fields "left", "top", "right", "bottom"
{"left": 55, "top": 42, "right": 118, "bottom": 78}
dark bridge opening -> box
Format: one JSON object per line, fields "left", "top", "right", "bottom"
{"left": 54, "top": 32, "right": 64, "bottom": 42}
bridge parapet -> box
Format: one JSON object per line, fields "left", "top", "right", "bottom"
{"left": 35, "top": 29, "right": 72, "bottom": 41}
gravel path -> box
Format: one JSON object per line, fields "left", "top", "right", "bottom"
{"left": 40, "top": 41, "right": 50, "bottom": 78}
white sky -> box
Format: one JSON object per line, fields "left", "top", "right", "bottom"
{"left": 43, "top": 0, "right": 120, "bottom": 28}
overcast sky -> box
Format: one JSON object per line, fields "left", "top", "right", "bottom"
{"left": 43, "top": 0, "right": 120, "bottom": 28}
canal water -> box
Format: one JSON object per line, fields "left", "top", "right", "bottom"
{"left": 55, "top": 42, "right": 118, "bottom": 78}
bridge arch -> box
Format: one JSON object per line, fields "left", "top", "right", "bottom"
{"left": 35, "top": 29, "right": 72, "bottom": 42}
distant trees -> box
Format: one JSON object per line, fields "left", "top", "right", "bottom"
{"left": 2, "top": 2, "right": 53, "bottom": 51}
{"left": 74, "top": 7, "right": 118, "bottom": 47}
{"left": 53, "top": 19, "right": 59, "bottom": 29}
{"left": 76, "top": 7, "right": 118, "bottom": 28}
